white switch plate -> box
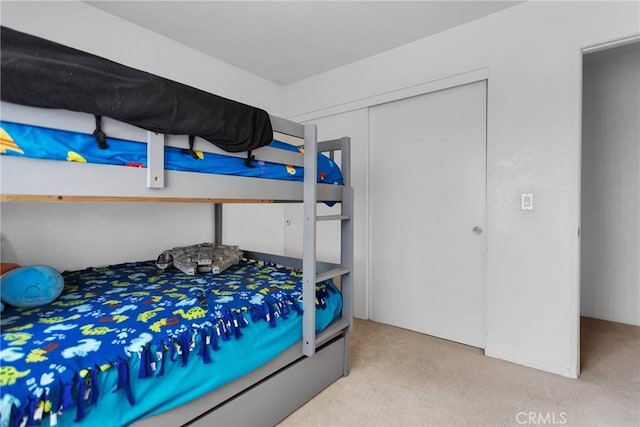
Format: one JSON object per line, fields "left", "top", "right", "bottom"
{"left": 521, "top": 193, "right": 533, "bottom": 210}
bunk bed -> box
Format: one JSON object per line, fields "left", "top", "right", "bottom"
{"left": 0, "top": 27, "right": 354, "bottom": 427}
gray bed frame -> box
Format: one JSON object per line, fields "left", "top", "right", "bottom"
{"left": 0, "top": 101, "right": 354, "bottom": 426}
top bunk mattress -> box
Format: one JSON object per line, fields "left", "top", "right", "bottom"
{"left": 0, "top": 121, "right": 343, "bottom": 186}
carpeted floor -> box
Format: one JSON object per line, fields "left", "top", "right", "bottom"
{"left": 279, "top": 317, "right": 640, "bottom": 426}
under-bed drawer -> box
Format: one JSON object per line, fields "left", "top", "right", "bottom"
{"left": 189, "top": 336, "right": 346, "bottom": 427}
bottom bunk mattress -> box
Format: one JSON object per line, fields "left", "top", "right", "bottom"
{"left": 0, "top": 259, "right": 342, "bottom": 427}
{"left": 0, "top": 121, "right": 343, "bottom": 185}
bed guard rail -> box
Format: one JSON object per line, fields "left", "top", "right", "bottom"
{"left": 0, "top": 102, "right": 307, "bottom": 192}
{"left": 0, "top": 103, "right": 346, "bottom": 202}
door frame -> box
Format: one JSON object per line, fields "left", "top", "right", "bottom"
{"left": 575, "top": 33, "right": 640, "bottom": 378}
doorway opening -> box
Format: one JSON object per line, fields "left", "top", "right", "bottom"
{"left": 580, "top": 40, "right": 639, "bottom": 375}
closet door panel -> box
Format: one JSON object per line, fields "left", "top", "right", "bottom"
{"left": 369, "top": 81, "right": 487, "bottom": 348}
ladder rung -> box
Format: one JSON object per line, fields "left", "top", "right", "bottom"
{"left": 316, "top": 267, "right": 350, "bottom": 283}
{"left": 317, "top": 215, "right": 351, "bottom": 221}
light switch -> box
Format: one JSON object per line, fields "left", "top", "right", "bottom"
{"left": 521, "top": 193, "right": 533, "bottom": 210}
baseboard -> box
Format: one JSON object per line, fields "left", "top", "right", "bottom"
{"left": 484, "top": 348, "right": 577, "bottom": 378}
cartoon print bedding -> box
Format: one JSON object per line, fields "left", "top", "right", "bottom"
{"left": 0, "top": 260, "right": 342, "bottom": 427}
{"left": 0, "top": 121, "right": 343, "bottom": 186}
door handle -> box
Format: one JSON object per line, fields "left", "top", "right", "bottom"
{"left": 473, "top": 226, "right": 483, "bottom": 235}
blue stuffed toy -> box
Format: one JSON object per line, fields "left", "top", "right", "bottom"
{"left": 1, "top": 265, "right": 64, "bottom": 308}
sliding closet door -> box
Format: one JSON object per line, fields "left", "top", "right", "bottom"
{"left": 369, "top": 81, "right": 487, "bottom": 348}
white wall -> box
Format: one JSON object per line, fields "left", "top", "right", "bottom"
{"left": 281, "top": 1, "right": 640, "bottom": 377}
{"left": 581, "top": 43, "right": 640, "bottom": 326}
{"left": 0, "top": 1, "right": 282, "bottom": 270}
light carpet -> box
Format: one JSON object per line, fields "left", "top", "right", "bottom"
{"left": 279, "top": 317, "right": 640, "bottom": 426}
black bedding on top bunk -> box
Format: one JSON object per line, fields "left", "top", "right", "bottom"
{"left": 0, "top": 26, "right": 273, "bottom": 153}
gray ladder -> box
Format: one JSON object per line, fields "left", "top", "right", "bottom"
{"left": 302, "top": 124, "right": 353, "bottom": 365}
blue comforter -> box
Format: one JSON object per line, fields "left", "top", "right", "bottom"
{"left": 0, "top": 260, "right": 341, "bottom": 427}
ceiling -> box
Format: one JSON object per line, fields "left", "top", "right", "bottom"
{"left": 87, "top": 1, "right": 522, "bottom": 86}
